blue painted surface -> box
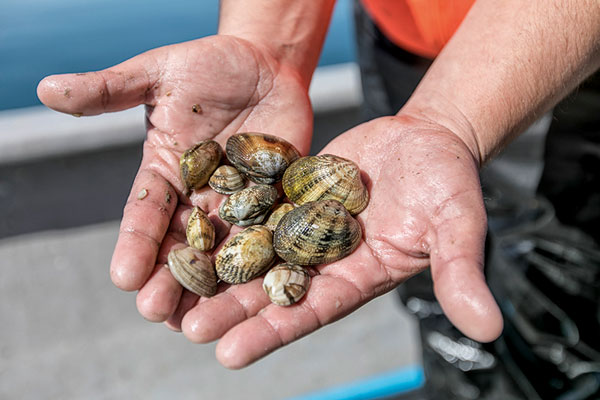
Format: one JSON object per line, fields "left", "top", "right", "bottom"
{"left": 0, "top": 0, "right": 356, "bottom": 111}
{"left": 287, "top": 365, "right": 425, "bottom": 400}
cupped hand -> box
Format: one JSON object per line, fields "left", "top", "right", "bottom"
{"left": 37, "top": 35, "right": 313, "bottom": 320}
{"left": 177, "top": 115, "right": 503, "bottom": 369}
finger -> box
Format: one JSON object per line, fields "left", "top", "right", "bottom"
{"left": 429, "top": 195, "right": 503, "bottom": 343}
{"left": 36, "top": 48, "right": 162, "bottom": 116}
{"left": 164, "top": 290, "right": 200, "bottom": 332}
{"left": 181, "top": 279, "right": 270, "bottom": 344}
{"left": 136, "top": 262, "right": 183, "bottom": 323}
{"left": 214, "top": 244, "right": 379, "bottom": 369}
{"left": 110, "top": 169, "right": 178, "bottom": 291}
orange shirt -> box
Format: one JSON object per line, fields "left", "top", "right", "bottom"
{"left": 361, "top": 0, "right": 475, "bottom": 59}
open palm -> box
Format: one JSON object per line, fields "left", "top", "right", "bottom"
{"left": 174, "top": 115, "right": 503, "bottom": 369}
{"left": 37, "top": 35, "right": 313, "bottom": 324}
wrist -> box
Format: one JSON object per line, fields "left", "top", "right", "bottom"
{"left": 399, "top": 94, "right": 484, "bottom": 167}
{"left": 218, "top": 0, "right": 335, "bottom": 89}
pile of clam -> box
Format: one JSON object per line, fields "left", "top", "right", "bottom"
{"left": 167, "top": 133, "right": 368, "bottom": 306}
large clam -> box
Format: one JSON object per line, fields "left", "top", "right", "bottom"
{"left": 180, "top": 140, "right": 223, "bottom": 194}
{"left": 219, "top": 184, "right": 278, "bottom": 226}
{"left": 215, "top": 225, "right": 276, "bottom": 284}
{"left": 226, "top": 132, "right": 300, "bottom": 184}
{"left": 273, "top": 199, "right": 362, "bottom": 265}
{"left": 282, "top": 154, "right": 369, "bottom": 215}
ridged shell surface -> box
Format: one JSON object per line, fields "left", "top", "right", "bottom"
{"left": 273, "top": 200, "right": 362, "bottom": 265}
{"left": 282, "top": 154, "right": 369, "bottom": 215}
{"left": 264, "top": 203, "right": 295, "bottom": 232}
{"left": 215, "top": 225, "right": 275, "bottom": 284}
{"left": 219, "top": 184, "right": 278, "bottom": 226}
{"left": 186, "top": 206, "right": 215, "bottom": 251}
{"left": 263, "top": 263, "right": 310, "bottom": 306}
{"left": 209, "top": 165, "right": 246, "bottom": 195}
{"left": 180, "top": 140, "right": 223, "bottom": 193}
{"left": 167, "top": 247, "right": 217, "bottom": 297}
{"left": 226, "top": 133, "right": 300, "bottom": 184}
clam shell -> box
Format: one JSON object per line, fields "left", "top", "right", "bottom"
{"left": 215, "top": 225, "right": 275, "bottom": 284}
{"left": 263, "top": 263, "right": 310, "bottom": 306}
{"left": 226, "top": 132, "right": 300, "bottom": 184}
{"left": 273, "top": 199, "right": 362, "bottom": 265}
{"left": 167, "top": 247, "right": 217, "bottom": 297}
{"left": 264, "top": 203, "right": 295, "bottom": 232}
{"left": 208, "top": 165, "right": 246, "bottom": 195}
{"left": 219, "top": 184, "right": 278, "bottom": 226}
{"left": 180, "top": 140, "right": 223, "bottom": 193}
{"left": 282, "top": 154, "right": 369, "bottom": 215}
{"left": 186, "top": 206, "right": 215, "bottom": 252}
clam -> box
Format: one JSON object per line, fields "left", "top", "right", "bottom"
{"left": 167, "top": 247, "right": 217, "bottom": 297}
{"left": 264, "top": 203, "right": 295, "bottom": 232}
{"left": 282, "top": 154, "right": 369, "bottom": 215}
{"left": 273, "top": 199, "right": 362, "bottom": 265}
{"left": 215, "top": 225, "right": 276, "bottom": 284}
{"left": 219, "top": 184, "right": 278, "bottom": 226}
{"left": 186, "top": 206, "right": 215, "bottom": 252}
{"left": 180, "top": 140, "right": 223, "bottom": 194}
{"left": 226, "top": 132, "right": 300, "bottom": 184}
{"left": 208, "top": 165, "right": 246, "bottom": 195}
{"left": 263, "top": 263, "right": 310, "bottom": 306}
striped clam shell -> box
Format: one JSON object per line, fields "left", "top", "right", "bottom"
{"left": 273, "top": 200, "right": 362, "bottom": 265}
{"left": 186, "top": 206, "right": 215, "bottom": 252}
{"left": 208, "top": 165, "right": 246, "bottom": 195}
{"left": 215, "top": 225, "right": 276, "bottom": 284}
{"left": 167, "top": 247, "right": 217, "bottom": 297}
{"left": 263, "top": 263, "right": 310, "bottom": 306}
{"left": 180, "top": 140, "right": 223, "bottom": 194}
{"left": 226, "top": 132, "right": 300, "bottom": 184}
{"left": 264, "top": 203, "right": 295, "bottom": 232}
{"left": 282, "top": 154, "right": 369, "bottom": 215}
{"left": 218, "top": 184, "right": 278, "bottom": 226}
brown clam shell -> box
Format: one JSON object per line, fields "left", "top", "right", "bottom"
{"left": 186, "top": 206, "right": 215, "bottom": 252}
{"left": 180, "top": 140, "right": 223, "bottom": 194}
{"left": 273, "top": 200, "right": 362, "bottom": 265}
{"left": 215, "top": 225, "right": 276, "bottom": 284}
{"left": 263, "top": 263, "right": 310, "bottom": 306}
{"left": 167, "top": 247, "right": 217, "bottom": 297}
{"left": 208, "top": 165, "right": 246, "bottom": 195}
{"left": 226, "top": 132, "right": 300, "bottom": 184}
{"left": 218, "top": 184, "right": 278, "bottom": 226}
{"left": 282, "top": 154, "right": 369, "bottom": 215}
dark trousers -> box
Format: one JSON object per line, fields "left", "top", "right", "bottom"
{"left": 354, "top": 2, "right": 600, "bottom": 399}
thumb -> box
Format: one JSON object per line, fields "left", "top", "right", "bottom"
{"left": 37, "top": 49, "right": 162, "bottom": 116}
{"left": 429, "top": 200, "right": 503, "bottom": 343}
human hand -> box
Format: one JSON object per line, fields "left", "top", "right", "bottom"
{"left": 175, "top": 115, "right": 503, "bottom": 369}
{"left": 37, "top": 35, "right": 313, "bottom": 321}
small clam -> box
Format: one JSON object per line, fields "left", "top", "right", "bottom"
{"left": 264, "top": 203, "right": 295, "bottom": 232}
{"left": 273, "top": 199, "right": 362, "bottom": 265}
{"left": 186, "top": 206, "right": 215, "bottom": 252}
{"left": 219, "top": 184, "right": 278, "bottom": 226}
{"left": 208, "top": 165, "right": 246, "bottom": 195}
{"left": 180, "top": 140, "right": 223, "bottom": 194}
{"left": 215, "top": 225, "right": 276, "bottom": 284}
{"left": 167, "top": 247, "right": 217, "bottom": 297}
{"left": 226, "top": 132, "right": 300, "bottom": 184}
{"left": 263, "top": 263, "right": 310, "bottom": 306}
{"left": 282, "top": 154, "right": 369, "bottom": 215}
